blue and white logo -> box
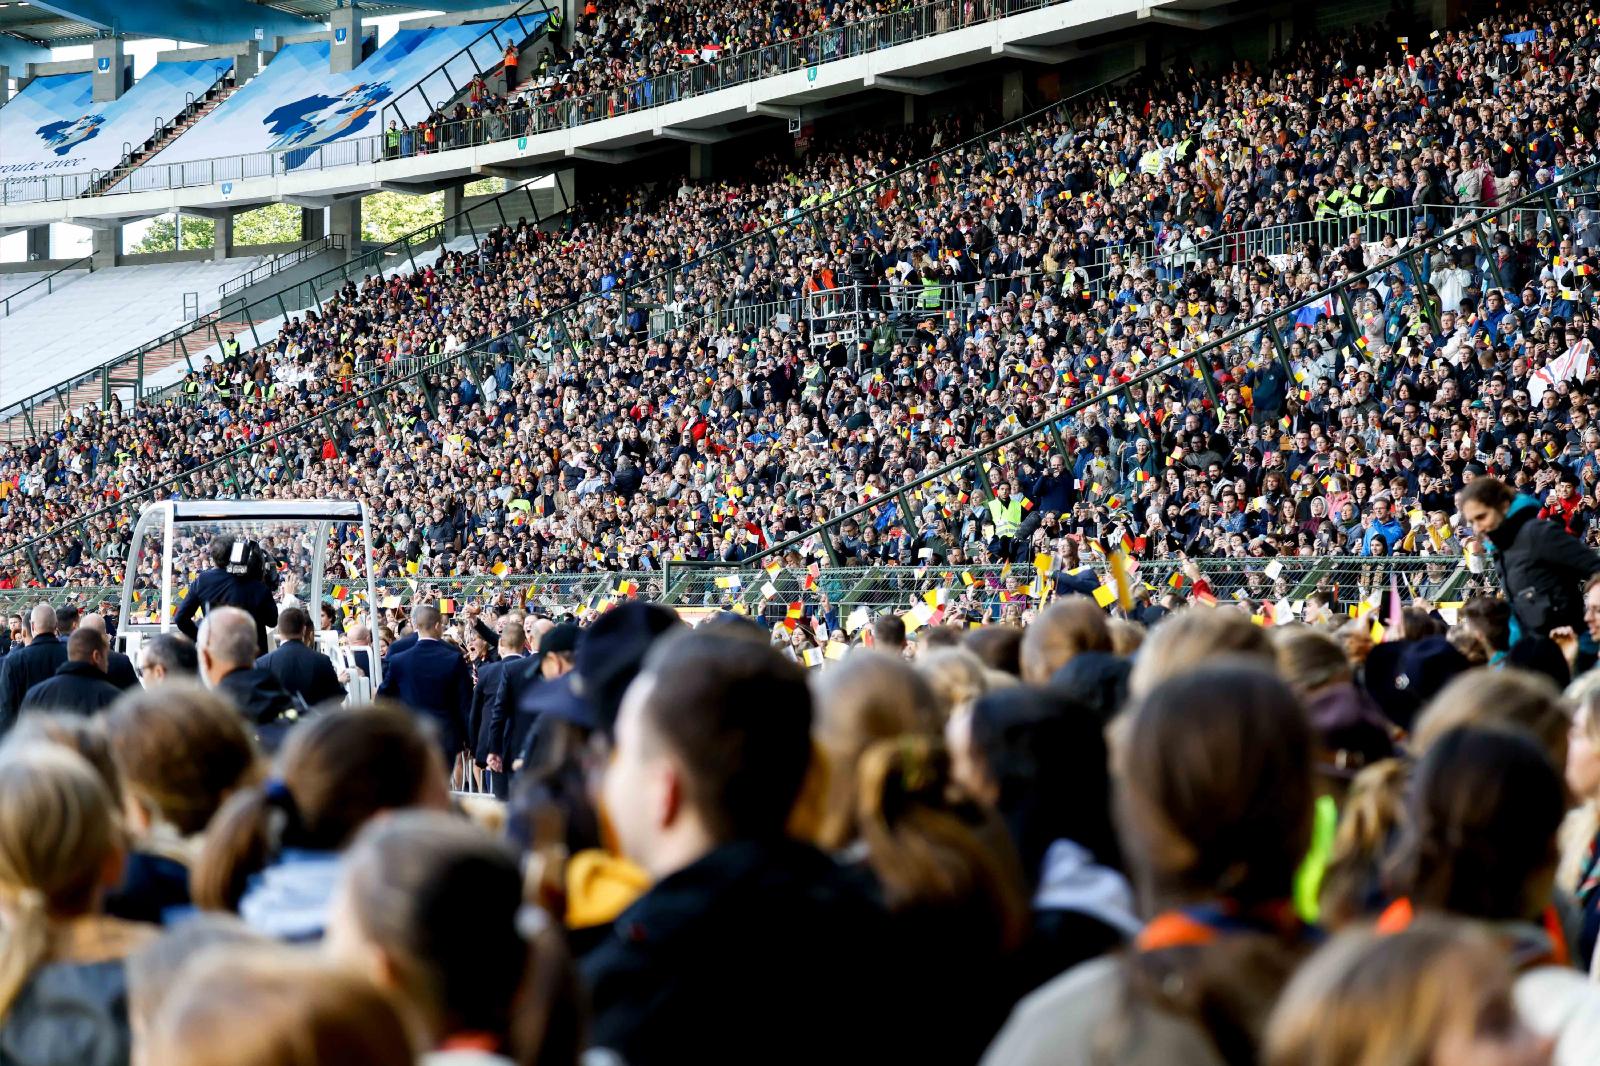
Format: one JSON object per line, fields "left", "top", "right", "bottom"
{"left": 334, "top": 27, "right": 348, "bottom": 44}
{"left": 220, "top": 182, "right": 234, "bottom": 196}
{"left": 97, "top": 57, "right": 111, "bottom": 72}
{"left": 806, "top": 65, "right": 818, "bottom": 82}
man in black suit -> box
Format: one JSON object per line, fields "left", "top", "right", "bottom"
{"left": 198, "top": 607, "right": 300, "bottom": 752}
{"left": 379, "top": 604, "right": 474, "bottom": 778}
{"left": 0, "top": 603, "right": 69, "bottom": 735}
{"left": 174, "top": 535, "right": 281, "bottom": 656}
{"left": 485, "top": 622, "right": 577, "bottom": 778}
{"left": 20, "top": 628, "right": 121, "bottom": 716}
{"left": 257, "top": 607, "right": 346, "bottom": 708}
{"left": 79, "top": 613, "right": 137, "bottom": 691}
{"left": 470, "top": 622, "right": 527, "bottom": 799}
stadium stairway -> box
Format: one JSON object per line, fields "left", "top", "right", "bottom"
{"left": 79, "top": 79, "right": 240, "bottom": 199}
{"left": 0, "top": 255, "right": 270, "bottom": 440}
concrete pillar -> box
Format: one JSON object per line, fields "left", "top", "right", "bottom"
{"left": 90, "top": 227, "right": 120, "bottom": 270}
{"left": 902, "top": 94, "right": 919, "bottom": 127}
{"left": 212, "top": 212, "right": 236, "bottom": 262}
{"left": 328, "top": 198, "right": 362, "bottom": 255}
{"left": 1001, "top": 69, "right": 1024, "bottom": 121}
{"left": 302, "top": 208, "right": 325, "bottom": 240}
{"left": 1425, "top": 0, "right": 1462, "bottom": 30}
{"left": 24, "top": 227, "right": 49, "bottom": 262}
{"left": 329, "top": 6, "right": 362, "bottom": 75}
{"left": 0, "top": 67, "right": 10, "bottom": 107}
{"left": 689, "top": 143, "right": 715, "bottom": 180}
{"left": 442, "top": 183, "right": 466, "bottom": 240}
{"left": 92, "top": 38, "right": 126, "bottom": 103}
{"left": 231, "top": 42, "right": 261, "bottom": 85}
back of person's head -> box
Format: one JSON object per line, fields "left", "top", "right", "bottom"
{"left": 606, "top": 632, "right": 812, "bottom": 873}
{"left": 498, "top": 621, "right": 528, "bottom": 655}
{"left": 146, "top": 947, "right": 415, "bottom": 1066}
{"left": 1119, "top": 661, "right": 1313, "bottom": 909}
{"left": 193, "top": 705, "right": 445, "bottom": 912}
{"left": 67, "top": 626, "right": 107, "bottom": 664}
{"left": 141, "top": 633, "right": 199, "bottom": 682}
{"left": 855, "top": 735, "right": 1027, "bottom": 952}
{"left": 811, "top": 650, "right": 939, "bottom": 849}
{"left": 127, "top": 915, "right": 265, "bottom": 1059}
{"left": 198, "top": 606, "right": 260, "bottom": 675}
{"left": 963, "top": 686, "right": 1121, "bottom": 887}
{"left": 963, "top": 625, "right": 1022, "bottom": 676}
{"left": 872, "top": 613, "right": 907, "bottom": 651}
{"left": 1319, "top": 758, "right": 1410, "bottom": 930}
{"left": 914, "top": 647, "right": 989, "bottom": 722}
{"left": 1460, "top": 596, "right": 1511, "bottom": 653}
{"left": 29, "top": 601, "right": 57, "bottom": 637}
{"left": 331, "top": 811, "right": 534, "bottom": 1051}
{"left": 1274, "top": 628, "right": 1352, "bottom": 695}
{"left": 1411, "top": 667, "right": 1567, "bottom": 763}
{"left": 411, "top": 604, "right": 442, "bottom": 634}
{"left": 0, "top": 744, "right": 121, "bottom": 1016}
{"left": 1019, "top": 598, "right": 1112, "bottom": 683}
{"left": 1128, "top": 608, "right": 1274, "bottom": 698}
{"left": 918, "top": 625, "right": 964, "bottom": 652}
{"left": 276, "top": 607, "right": 309, "bottom": 641}
{"left": 56, "top": 603, "right": 80, "bottom": 632}
{"left": 105, "top": 682, "right": 262, "bottom": 837}
{"left": 1107, "top": 618, "right": 1145, "bottom": 656}
{"left": 209, "top": 534, "right": 238, "bottom": 570}
{"left": 1265, "top": 918, "right": 1543, "bottom": 1066}
{"left": 5, "top": 711, "right": 120, "bottom": 798}
{"left": 1392, "top": 725, "right": 1565, "bottom": 923}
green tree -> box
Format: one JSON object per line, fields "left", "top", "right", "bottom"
{"left": 234, "top": 203, "right": 304, "bottom": 247}
{"left": 129, "top": 214, "right": 216, "bottom": 253}
{"left": 361, "top": 190, "right": 444, "bottom": 243}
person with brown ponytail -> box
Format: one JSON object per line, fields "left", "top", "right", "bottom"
{"left": 854, "top": 735, "right": 1028, "bottom": 1064}
{"left": 984, "top": 662, "right": 1318, "bottom": 1066}
{"left": 325, "top": 810, "right": 580, "bottom": 1066}
{"left": 0, "top": 744, "right": 155, "bottom": 1066}
{"left": 102, "top": 683, "right": 263, "bottom": 925}
{"left": 191, "top": 704, "right": 450, "bottom": 942}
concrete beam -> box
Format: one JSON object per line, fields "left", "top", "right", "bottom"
{"left": 27, "top": 0, "right": 315, "bottom": 46}
{"left": 863, "top": 73, "right": 955, "bottom": 96}
{"left": 563, "top": 146, "right": 636, "bottom": 164}
{"left": 991, "top": 42, "right": 1076, "bottom": 63}
{"left": 748, "top": 102, "right": 802, "bottom": 120}
{"left": 378, "top": 178, "right": 469, "bottom": 195}
{"left": 1137, "top": 8, "right": 1232, "bottom": 29}
{"left": 177, "top": 205, "right": 235, "bottom": 222}
{"left": 652, "top": 126, "right": 733, "bottom": 145}
{"left": 281, "top": 193, "right": 367, "bottom": 210}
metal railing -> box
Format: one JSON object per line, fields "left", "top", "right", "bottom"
{"left": 0, "top": 177, "right": 572, "bottom": 440}
{"left": 0, "top": 557, "right": 1494, "bottom": 622}
{"left": 648, "top": 297, "right": 797, "bottom": 339}
{"left": 0, "top": 83, "right": 1582, "bottom": 579}
{"left": 382, "top": 0, "right": 558, "bottom": 132}
{"left": 0, "top": 256, "right": 93, "bottom": 317}
{"left": 217, "top": 234, "right": 348, "bottom": 302}
{"left": 0, "top": 0, "right": 1072, "bottom": 204}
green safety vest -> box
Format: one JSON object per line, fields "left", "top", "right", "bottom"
{"left": 221, "top": 339, "right": 240, "bottom": 359}
{"left": 920, "top": 279, "right": 942, "bottom": 309}
{"left": 987, "top": 497, "right": 1023, "bottom": 538}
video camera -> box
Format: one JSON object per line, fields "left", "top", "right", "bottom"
{"left": 222, "top": 537, "right": 281, "bottom": 592}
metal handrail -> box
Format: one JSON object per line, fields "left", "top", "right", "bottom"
{"left": 216, "top": 233, "right": 348, "bottom": 301}
{"left": 0, "top": 0, "right": 1072, "bottom": 204}
{"left": 698, "top": 161, "right": 1600, "bottom": 569}
{"left": 0, "top": 256, "right": 94, "bottom": 318}
{"left": 381, "top": 0, "right": 558, "bottom": 132}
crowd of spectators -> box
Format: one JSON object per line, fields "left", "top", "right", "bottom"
{"left": 3, "top": 0, "right": 1600, "bottom": 606}
{"left": 3, "top": 547, "right": 1600, "bottom": 1064}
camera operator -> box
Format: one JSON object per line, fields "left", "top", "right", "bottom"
{"left": 174, "top": 534, "right": 286, "bottom": 656}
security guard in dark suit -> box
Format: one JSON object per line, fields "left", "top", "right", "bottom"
{"left": 469, "top": 622, "right": 528, "bottom": 799}
{"left": 256, "top": 607, "right": 346, "bottom": 709}
{"left": 174, "top": 535, "right": 281, "bottom": 656}
{"left": 379, "top": 604, "right": 474, "bottom": 773}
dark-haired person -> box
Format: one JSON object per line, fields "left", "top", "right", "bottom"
{"left": 584, "top": 631, "right": 899, "bottom": 1064}
{"left": 1459, "top": 476, "right": 1600, "bottom": 643}
{"left": 79, "top": 612, "right": 137, "bottom": 691}
{"left": 471, "top": 621, "right": 529, "bottom": 798}
{"left": 256, "top": 608, "right": 346, "bottom": 709}
{"left": 379, "top": 604, "right": 474, "bottom": 775}
{"left": 174, "top": 534, "right": 282, "bottom": 657}
{"left": 1382, "top": 726, "right": 1600, "bottom": 1064}
{"left": 19, "top": 627, "right": 121, "bottom": 716}
{"left": 984, "top": 662, "right": 1318, "bottom": 1066}
{"left": 137, "top": 632, "right": 200, "bottom": 687}
{"left": 0, "top": 603, "right": 67, "bottom": 734}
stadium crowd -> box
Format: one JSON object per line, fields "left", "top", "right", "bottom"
{"left": 2, "top": 0, "right": 1600, "bottom": 608}
{"left": 4, "top": 472, "right": 1600, "bottom": 1064}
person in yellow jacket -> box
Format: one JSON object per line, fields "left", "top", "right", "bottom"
{"left": 987, "top": 482, "right": 1025, "bottom": 558}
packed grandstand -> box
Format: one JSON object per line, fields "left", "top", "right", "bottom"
{"left": 3, "top": 2, "right": 1600, "bottom": 1066}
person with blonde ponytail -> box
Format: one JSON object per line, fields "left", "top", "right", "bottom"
{"left": 0, "top": 744, "right": 155, "bottom": 1066}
